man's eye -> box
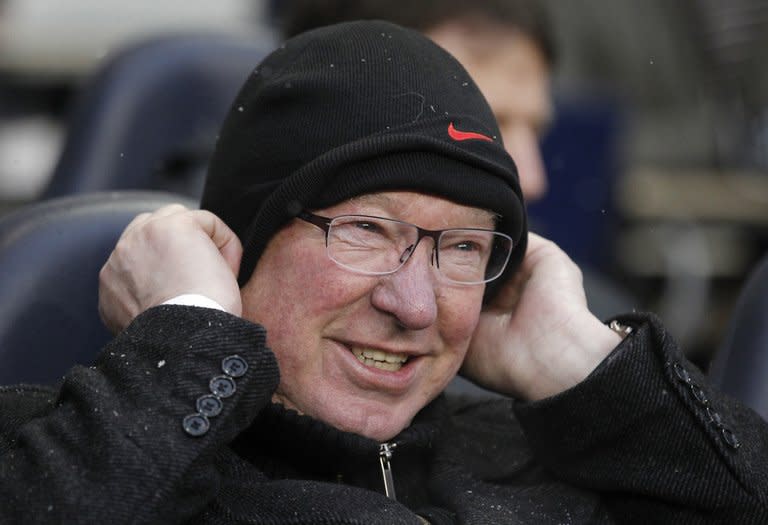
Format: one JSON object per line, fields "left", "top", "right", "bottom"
{"left": 353, "top": 221, "right": 383, "bottom": 233}
{"left": 448, "top": 240, "right": 483, "bottom": 252}
{"left": 442, "top": 234, "right": 494, "bottom": 258}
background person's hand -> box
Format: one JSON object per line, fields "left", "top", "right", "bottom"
{"left": 98, "top": 204, "right": 243, "bottom": 334}
{"left": 461, "top": 232, "right": 622, "bottom": 401}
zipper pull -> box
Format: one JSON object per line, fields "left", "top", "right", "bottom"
{"left": 379, "top": 442, "right": 398, "bottom": 501}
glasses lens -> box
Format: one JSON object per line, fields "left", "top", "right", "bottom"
{"left": 438, "top": 230, "right": 513, "bottom": 284}
{"left": 327, "top": 215, "right": 416, "bottom": 274}
{"left": 324, "top": 214, "right": 513, "bottom": 284}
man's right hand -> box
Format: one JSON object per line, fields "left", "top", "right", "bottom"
{"left": 98, "top": 204, "right": 243, "bottom": 334}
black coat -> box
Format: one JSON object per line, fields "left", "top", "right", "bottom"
{"left": 1, "top": 306, "right": 767, "bottom": 523}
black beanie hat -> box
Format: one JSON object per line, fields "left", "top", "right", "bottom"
{"left": 201, "top": 20, "right": 527, "bottom": 297}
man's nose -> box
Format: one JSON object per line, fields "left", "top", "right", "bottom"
{"left": 370, "top": 241, "right": 438, "bottom": 330}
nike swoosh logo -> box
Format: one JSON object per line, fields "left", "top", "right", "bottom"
{"left": 447, "top": 122, "right": 493, "bottom": 142}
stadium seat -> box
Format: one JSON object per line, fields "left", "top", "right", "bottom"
{"left": 43, "top": 33, "right": 273, "bottom": 199}
{"left": 0, "top": 191, "right": 195, "bottom": 385}
{"left": 709, "top": 253, "right": 768, "bottom": 420}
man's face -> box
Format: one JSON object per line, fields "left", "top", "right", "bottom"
{"left": 428, "top": 22, "right": 553, "bottom": 202}
{"left": 240, "top": 191, "right": 491, "bottom": 441}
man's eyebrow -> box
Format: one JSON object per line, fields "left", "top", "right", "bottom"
{"left": 351, "top": 193, "right": 498, "bottom": 226}
{"left": 350, "top": 193, "right": 396, "bottom": 209}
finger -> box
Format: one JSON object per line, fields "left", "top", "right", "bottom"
{"left": 151, "top": 203, "right": 190, "bottom": 217}
{"left": 189, "top": 210, "right": 243, "bottom": 278}
{"left": 120, "top": 211, "right": 153, "bottom": 238}
{"left": 488, "top": 269, "right": 526, "bottom": 311}
{"left": 519, "top": 232, "right": 553, "bottom": 270}
{"left": 485, "top": 235, "right": 544, "bottom": 311}
{"left": 485, "top": 233, "right": 554, "bottom": 311}
{"left": 121, "top": 203, "right": 190, "bottom": 237}
{"left": 525, "top": 233, "right": 581, "bottom": 282}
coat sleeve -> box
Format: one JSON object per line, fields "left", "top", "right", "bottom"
{"left": 513, "top": 312, "right": 768, "bottom": 523}
{"left": 0, "top": 305, "right": 279, "bottom": 524}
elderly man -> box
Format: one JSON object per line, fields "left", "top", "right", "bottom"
{"left": 1, "top": 21, "right": 767, "bottom": 524}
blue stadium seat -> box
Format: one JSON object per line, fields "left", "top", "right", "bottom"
{"left": 43, "top": 33, "right": 274, "bottom": 199}
{"left": 709, "top": 253, "right": 768, "bottom": 420}
{"left": 0, "top": 191, "right": 196, "bottom": 385}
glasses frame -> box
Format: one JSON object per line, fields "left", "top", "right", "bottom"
{"left": 297, "top": 210, "right": 513, "bottom": 285}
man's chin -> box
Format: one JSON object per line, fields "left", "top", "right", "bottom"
{"left": 272, "top": 387, "right": 425, "bottom": 441}
{"left": 321, "top": 399, "right": 417, "bottom": 442}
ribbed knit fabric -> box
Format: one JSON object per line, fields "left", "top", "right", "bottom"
{"left": 2, "top": 307, "right": 768, "bottom": 523}
{"left": 200, "top": 21, "right": 526, "bottom": 298}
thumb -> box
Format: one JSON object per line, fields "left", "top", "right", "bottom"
{"left": 190, "top": 210, "right": 243, "bottom": 280}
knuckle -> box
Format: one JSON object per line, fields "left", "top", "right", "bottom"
{"left": 112, "top": 236, "right": 132, "bottom": 257}
{"left": 140, "top": 215, "right": 181, "bottom": 241}
{"left": 125, "top": 212, "right": 151, "bottom": 230}
{"left": 158, "top": 203, "right": 188, "bottom": 213}
{"left": 193, "top": 209, "right": 216, "bottom": 220}
{"left": 98, "top": 262, "right": 110, "bottom": 283}
{"left": 571, "top": 262, "right": 583, "bottom": 281}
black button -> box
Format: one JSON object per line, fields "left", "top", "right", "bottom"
{"left": 182, "top": 414, "right": 210, "bottom": 437}
{"left": 222, "top": 355, "right": 248, "bottom": 378}
{"left": 690, "top": 383, "right": 708, "bottom": 405}
{"left": 721, "top": 427, "right": 741, "bottom": 449}
{"left": 673, "top": 363, "right": 691, "bottom": 383}
{"left": 196, "top": 394, "right": 224, "bottom": 417}
{"left": 210, "top": 375, "right": 236, "bottom": 398}
{"left": 706, "top": 407, "right": 723, "bottom": 427}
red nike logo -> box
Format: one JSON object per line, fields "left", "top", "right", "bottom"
{"left": 447, "top": 122, "right": 493, "bottom": 142}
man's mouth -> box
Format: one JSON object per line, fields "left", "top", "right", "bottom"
{"left": 351, "top": 348, "right": 409, "bottom": 372}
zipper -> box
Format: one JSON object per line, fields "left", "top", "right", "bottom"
{"left": 378, "top": 442, "right": 398, "bottom": 501}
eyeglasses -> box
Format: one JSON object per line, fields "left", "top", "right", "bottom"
{"left": 298, "top": 211, "right": 513, "bottom": 285}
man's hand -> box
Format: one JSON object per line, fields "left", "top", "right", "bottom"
{"left": 98, "top": 204, "right": 243, "bottom": 334}
{"left": 462, "top": 233, "right": 623, "bottom": 401}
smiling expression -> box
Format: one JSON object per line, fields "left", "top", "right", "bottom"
{"left": 240, "top": 191, "right": 494, "bottom": 441}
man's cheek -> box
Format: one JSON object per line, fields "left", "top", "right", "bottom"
{"left": 442, "top": 299, "right": 484, "bottom": 344}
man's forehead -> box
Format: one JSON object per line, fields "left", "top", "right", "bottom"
{"left": 346, "top": 192, "right": 497, "bottom": 223}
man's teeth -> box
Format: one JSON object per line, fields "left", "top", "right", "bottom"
{"left": 352, "top": 348, "right": 408, "bottom": 371}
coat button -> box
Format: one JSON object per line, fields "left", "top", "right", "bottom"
{"left": 721, "top": 427, "right": 741, "bottom": 449}
{"left": 690, "top": 384, "right": 708, "bottom": 405}
{"left": 210, "top": 375, "right": 237, "bottom": 398}
{"left": 182, "top": 414, "right": 210, "bottom": 437}
{"left": 672, "top": 363, "right": 691, "bottom": 383}
{"left": 222, "top": 355, "right": 248, "bottom": 378}
{"left": 196, "top": 394, "right": 224, "bottom": 417}
{"left": 706, "top": 406, "right": 723, "bottom": 427}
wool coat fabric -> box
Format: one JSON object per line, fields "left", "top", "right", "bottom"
{"left": 1, "top": 305, "right": 767, "bottom": 524}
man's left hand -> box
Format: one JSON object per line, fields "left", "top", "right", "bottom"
{"left": 461, "top": 233, "right": 622, "bottom": 401}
